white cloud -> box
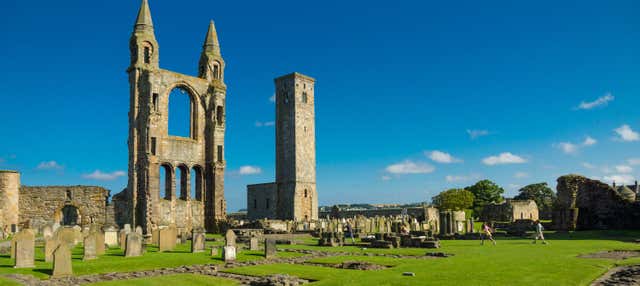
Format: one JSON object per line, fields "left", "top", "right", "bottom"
{"left": 555, "top": 142, "right": 578, "bottom": 154}
{"left": 255, "top": 121, "right": 275, "bottom": 127}
{"left": 427, "top": 151, "right": 462, "bottom": 164}
{"left": 508, "top": 184, "right": 522, "bottom": 190}
{"left": 238, "top": 166, "right": 262, "bottom": 175}
{"left": 445, "top": 174, "right": 479, "bottom": 183}
{"left": 576, "top": 93, "right": 614, "bottom": 110}
{"left": 37, "top": 161, "right": 63, "bottom": 170}
{"left": 615, "top": 165, "right": 633, "bottom": 174}
{"left": 467, "top": 129, "right": 489, "bottom": 139}
{"left": 628, "top": 158, "right": 640, "bottom": 166}
{"left": 385, "top": 160, "right": 435, "bottom": 174}
{"left": 514, "top": 172, "right": 529, "bottom": 179}
{"left": 604, "top": 174, "right": 635, "bottom": 185}
{"left": 82, "top": 170, "right": 125, "bottom": 181}
{"left": 601, "top": 166, "right": 614, "bottom": 174}
{"left": 614, "top": 124, "right": 639, "bottom": 142}
{"left": 582, "top": 162, "right": 596, "bottom": 169}
{"left": 269, "top": 94, "right": 276, "bottom": 103}
{"left": 381, "top": 175, "right": 391, "bottom": 181}
{"left": 583, "top": 136, "right": 597, "bottom": 146}
{"left": 482, "top": 152, "right": 527, "bottom": 166}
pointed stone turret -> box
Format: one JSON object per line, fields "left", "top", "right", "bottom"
{"left": 129, "top": 0, "right": 158, "bottom": 69}
{"left": 203, "top": 20, "right": 220, "bottom": 55}
{"left": 199, "top": 20, "right": 225, "bottom": 81}
{"left": 134, "top": 0, "right": 154, "bottom": 32}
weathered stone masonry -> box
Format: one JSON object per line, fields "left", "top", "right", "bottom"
{"left": 122, "top": 0, "right": 227, "bottom": 234}
{"left": 248, "top": 73, "right": 318, "bottom": 221}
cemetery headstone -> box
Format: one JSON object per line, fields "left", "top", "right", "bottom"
{"left": 125, "top": 232, "right": 143, "bottom": 257}
{"left": 52, "top": 243, "right": 73, "bottom": 278}
{"left": 249, "top": 237, "right": 259, "bottom": 251}
{"left": 13, "top": 229, "right": 35, "bottom": 268}
{"left": 264, "top": 238, "right": 277, "bottom": 259}
{"left": 225, "top": 229, "right": 236, "bottom": 247}
{"left": 44, "top": 237, "right": 59, "bottom": 263}
{"left": 83, "top": 233, "right": 97, "bottom": 261}
{"left": 191, "top": 229, "right": 205, "bottom": 253}
{"left": 223, "top": 245, "right": 236, "bottom": 262}
{"left": 103, "top": 226, "right": 118, "bottom": 247}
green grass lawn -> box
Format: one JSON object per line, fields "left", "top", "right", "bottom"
{"left": 1, "top": 231, "right": 639, "bottom": 285}
{"left": 224, "top": 231, "right": 640, "bottom": 286}
{"left": 90, "top": 274, "right": 239, "bottom": 286}
{"left": 0, "top": 239, "right": 297, "bottom": 280}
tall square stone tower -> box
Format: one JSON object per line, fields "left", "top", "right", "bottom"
{"left": 246, "top": 72, "right": 319, "bottom": 221}
{"left": 275, "top": 73, "right": 318, "bottom": 221}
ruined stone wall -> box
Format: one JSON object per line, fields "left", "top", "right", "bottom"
{"left": 126, "top": 6, "right": 227, "bottom": 234}
{"left": 247, "top": 183, "right": 277, "bottom": 220}
{"left": 318, "top": 207, "right": 434, "bottom": 220}
{"left": 510, "top": 200, "right": 539, "bottom": 221}
{"left": 18, "top": 186, "right": 109, "bottom": 230}
{"left": 553, "top": 174, "right": 640, "bottom": 230}
{"left": 0, "top": 170, "right": 20, "bottom": 231}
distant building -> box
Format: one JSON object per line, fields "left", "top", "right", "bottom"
{"left": 481, "top": 199, "right": 539, "bottom": 222}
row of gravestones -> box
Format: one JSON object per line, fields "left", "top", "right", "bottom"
{"left": 319, "top": 216, "right": 434, "bottom": 235}
{"left": 11, "top": 225, "right": 108, "bottom": 278}
{"left": 221, "top": 229, "right": 277, "bottom": 261}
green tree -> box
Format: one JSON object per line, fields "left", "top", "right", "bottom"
{"left": 514, "top": 182, "right": 556, "bottom": 218}
{"left": 432, "top": 188, "right": 475, "bottom": 211}
{"left": 465, "top": 180, "right": 505, "bottom": 216}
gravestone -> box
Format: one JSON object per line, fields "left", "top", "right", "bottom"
{"left": 104, "top": 226, "right": 118, "bottom": 247}
{"left": 44, "top": 237, "right": 59, "bottom": 263}
{"left": 249, "top": 237, "right": 259, "bottom": 251}
{"left": 125, "top": 232, "right": 142, "bottom": 257}
{"left": 42, "top": 225, "right": 54, "bottom": 239}
{"left": 223, "top": 245, "right": 236, "bottom": 262}
{"left": 191, "top": 229, "right": 205, "bottom": 253}
{"left": 95, "top": 230, "right": 105, "bottom": 255}
{"left": 83, "top": 233, "right": 97, "bottom": 261}
{"left": 10, "top": 236, "right": 16, "bottom": 259}
{"left": 210, "top": 247, "right": 219, "bottom": 256}
{"left": 158, "top": 227, "right": 176, "bottom": 252}
{"left": 52, "top": 243, "right": 72, "bottom": 278}
{"left": 72, "top": 225, "right": 82, "bottom": 244}
{"left": 264, "top": 239, "right": 277, "bottom": 259}
{"left": 119, "top": 229, "right": 127, "bottom": 249}
{"left": 13, "top": 229, "right": 35, "bottom": 268}
{"left": 225, "top": 229, "right": 236, "bottom": 247}
{"left": 152, "top": 228, "right": 160, "bottom": 245}
{"left": 56, "top": 227, "right": 77, "bottom": 248}
{"left": 135, "top": 226, "right": 143, "bottom": 235}
{"left": 123, "top": 224, "right": 132, "bottom": 233}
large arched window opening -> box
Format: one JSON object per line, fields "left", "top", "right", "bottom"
{"left": 190, "top": 166, "right": 203, "bottom": 201}
{"left": 168, "top": 86, "right": 195, "bottom": 138}
{"left": 177, "top": 165, "right": 189, "bottom": 200}
{"left": 159, "top": 164, "right": 173, "bottom": 200}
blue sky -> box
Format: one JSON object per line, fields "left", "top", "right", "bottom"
{"left": 1, "top": 0, "right": 639, "bottom": 212}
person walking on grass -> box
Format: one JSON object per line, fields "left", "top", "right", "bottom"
{"left": 532, "top": 220, "right": 547, "bottom": 244}
{"left": 481, "top": 222, "right": 496, "bottom": 245}
{"left": 346, "top": 220, "right": 356, "bottom": 244}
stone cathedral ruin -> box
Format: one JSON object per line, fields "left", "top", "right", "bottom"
{"left": 0, "top": 0, "right": 318, "bottom": 236}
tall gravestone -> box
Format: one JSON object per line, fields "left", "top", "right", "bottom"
{"left": 83, "top": 233, "right": 97, "bottom": 261}
{"left": 225, "top": 229, "right": 236, "bottom": 247}
{"left": 13, "top": 229, "right": 35, "bottom": 268}
{"left": 44, "top": 237, "right": 58, "bottom": 263}
{"left": 95, "top": 230, "right": 105, "bottom": 255}
{"left": 52, "top": 243, "right": 72, "bottom": 278}
{"left": 104, "top": 226, "right": 118, "bottom": 247}
{"left": 264, "top": 238, "right": 277, "bottom": 259}
{"left": 56, "top": 227, "right": 77, "bottom": 248}
{"left": 42, "top": 225, "right": 54, "bottom": 239}
{"left": 125, "top": 232, "right": 142, "bottom": 257}
{"left": 249, "top": 237, "right": 259, "bottom": 251}
{"left": 222, "top": 246, "right": 236, "bottom": 262}
{"left": 191, "top": 229, "right": 205, "bottom": 253}
{"left": 159, "top": 226, "right": 176, "bottom": 252}
{"left": 119, "top": 229, "right": 128, "bottom": 250}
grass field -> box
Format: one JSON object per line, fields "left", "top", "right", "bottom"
{"left": 0, "top": 231, "right": 638, "bottom": 285}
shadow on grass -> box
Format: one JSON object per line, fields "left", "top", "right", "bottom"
{"left": 33, "top": 268, "right": 52, "bottom": 276}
